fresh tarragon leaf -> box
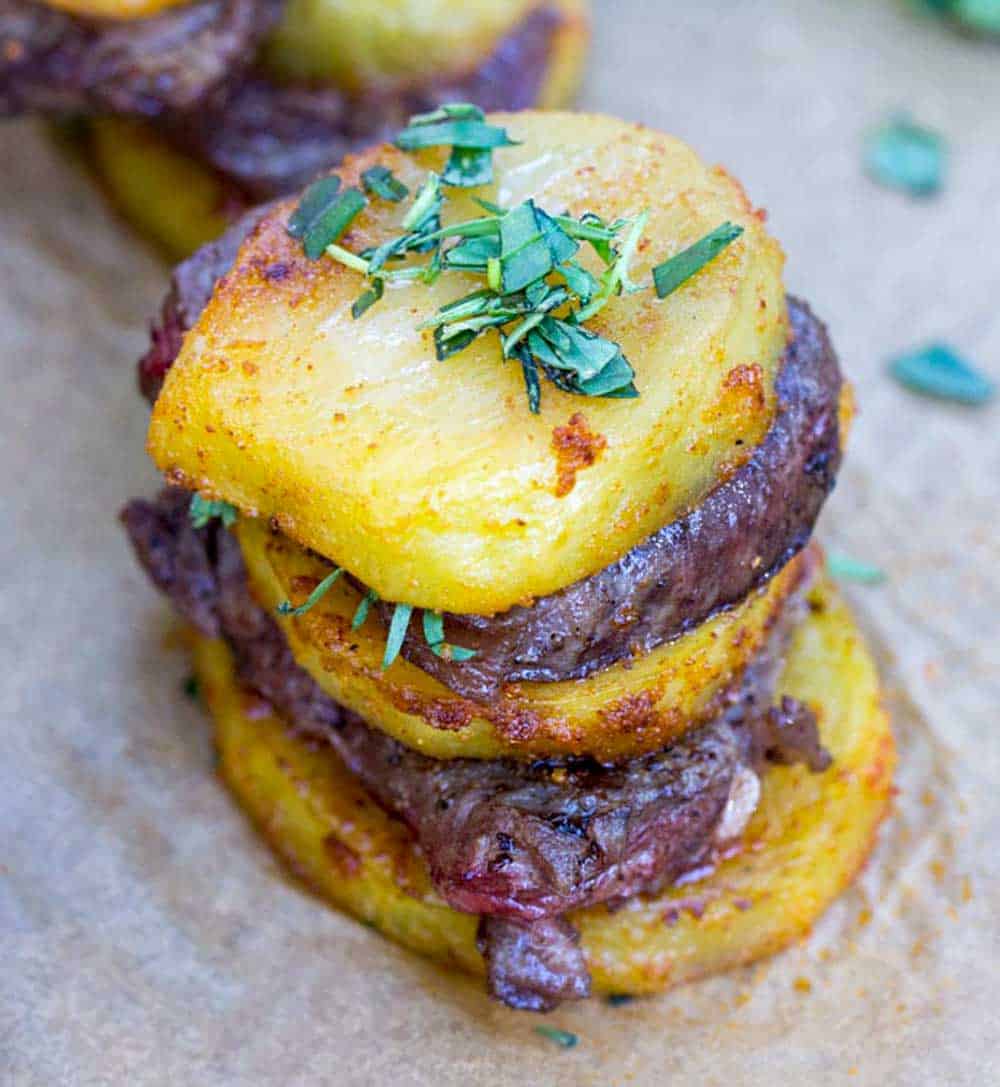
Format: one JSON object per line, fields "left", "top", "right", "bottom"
{"left": 652, "top": 221, "right": 744, "bottom": 299}
{"left": 888, "top": 343, "right": 995, "bottom": 404}
{"left": 395, "top": 103, "right": 518, "bottom": 188}
{"left": 864, "top": 113, "right": 945, "bottom": 197}
{"left": 361, "top": 164, "right": 409, "bottom": 203}
{"left": 826, "top": 553, "right": 887, "bottom": 584}
{"left": 533, "top": 1026, "right": 578, "bottom": 1049}
{"left": 351, "top": 588, "right": 378, "bottom": 630}
{"left": 287, "top": 179, "right": 367, "bottom": 260}
{"left": 382, "top": 603, "right": 413, "bottom": 669}
{"left": 277, "top": 567, "right": 344, "bottom": 617}
{"left": 189, "top": 494, "right": 238, "bottom": 529}
{"left": 421, "top": 611, "right": 476, "bottom": 661}
{"left": 286, "top": 175, "right": 341, "bottom": 238}
{"left": 351, "top": 277, "right": 384, "bottom": 319}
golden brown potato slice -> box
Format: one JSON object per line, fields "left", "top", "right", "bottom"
{"left": 237, "top": 518, "right": 810, "bottom": 761}
{"left": 264, "top": 0, "right": 589, "bottom": 98}
{"left": 87, "top": 119, "right": 236, "bottom": 262}
{"left": 43, "top": 0, "right": 189, "bottom": 16}
{"left": 150, "top": 112, "right": 787, "bottom": 613}
{"left": 194, "top": 574, "right": 894, "bottom": 997}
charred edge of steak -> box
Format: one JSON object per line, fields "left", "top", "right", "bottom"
{"left": 121, "top": 486, "right": 830, "bottom": 1010}
{"left": 167, "top": 5, "right": 563, "bottom": 200}
{"left": 392, "top": 297, "right": 843, "bottom": 701}
{"left": 0, "top": 0, "right": 282, "bottom": 119}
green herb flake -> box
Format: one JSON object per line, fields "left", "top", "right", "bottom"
{"left": 421, "top": 610, "right": 476, "bottom": 660}
{"left": 395, "top": 118, "right": 517, "bottom": 153}
{"left": 864, "top": 113, "right": 945, "bottom": 197}
{"left": 533, "top": 1026, "right": 578, "bottom": 1049}
{"left": 442, "top": 146, "right": 495, "bottom": 188}
{"left": 302, "top": 186, "right": 367, "bottom": 260}
{"left": 652, "top": 222, "right": 744, "bottom": 299}
{"left": 351, "top": 588, "right": 378, "bottom": 630}
{"left": 361, "top": 164, "right": 409, "bottom": 203}
{"left": 888, "top": 343, "right": 995, "bottom": 405}
{"left": 826, "top": 553, "right": 887, "bottom": 585}
{"left": 605, "top": 993, "right": 635, "bottom": 1007}
{"left": 351, "top": 277, "right": 384, "bottom": 319}
{"left": 182, "top": 675, "right": 200, "bottom": 701}
{"left": 383, "top": 603, "right": 413, "bottom": 669}
{"left": 189, "top": 494, "right": 238, "bottom": 529}
{"left": 287, "top": 176, "right": 341, "bottom": 239}
{"left": 941, "top": 0, "right": 1000, "bottom": 34}
{"left": 277, "top": 567, "right": 344, "bottom": 618}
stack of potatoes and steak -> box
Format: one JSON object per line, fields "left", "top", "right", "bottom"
{"left": 122, "top": 111, "right": 894, "bottom": 1010}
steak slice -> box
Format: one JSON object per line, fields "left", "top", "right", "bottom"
{"left": 121, "top": 487, "right": 828, "bottom": 1010}
{"left": 0, "top": 0, "right": 280, "bottom": 118}
{"left": 137, "top": 222, "right": 839, "bottom": 704}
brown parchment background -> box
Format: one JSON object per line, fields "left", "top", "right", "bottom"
{"left": 2, "top": 1, "right": 999, "bottom": 1083}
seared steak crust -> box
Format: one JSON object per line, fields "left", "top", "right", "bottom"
{"left": 121, "top": 487, "right": 828, "bottom": 1010}
{"left": 0, "top": 0, "right": 279, "bottom": 118}
{"left": 137, "top": 229, "right": 840, "bottom": 704}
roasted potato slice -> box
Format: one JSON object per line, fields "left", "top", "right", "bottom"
{"left": 151, "top": 112, "right": 787, "bottom": 613}
{"left": 87, "top": 119, "right": 237, "bottom": 262}
{"left": 263, "top": 0, "right": 589, "bottom": 98}
{"left": 237, "top": 517, "right": 810, "bottom": 761}
{"left": 195, "top": 574, "right": 894, "bottom": 996}
{"left": 43, "top": 0, "right": 190, "bottom": 16}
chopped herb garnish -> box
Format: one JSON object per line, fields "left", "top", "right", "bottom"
{"left": 287, "top": 175, "right": 341, "bottom": 239}
{"left": 361, "top": 164, "right": 409, "bottom": 203}
{"left": 383, "top": 603, "right": 413, "bottom": 669}
{"left": 287, "top": 178, "right": 367, "bottom": 260}
{"left": 395, "top": 103, "right": 517, "bottom": 188}
{"left": 534, "top": 1026, "right": 578, "bottom": 1049}
{"left": 287, "top": 104, "right": 745, "bottom": 415}
{"left": 826, "top": 553, "right": 887, "bottom": 584}
{"left": 864, "top": 114, "right": 945, "bottom": 197}
{"left": 924, "top": 0, "right": 1000, "bottom": 33}
{"left": 351, "top": 277, "right": 384, "bottom": 319}
{"left": 277, "top": 567, "right": 344, "bottom": 617}
{"left": 351, "top": 588, "right": 378, "bottom": 630}
{"left": 605, "top": 993, "right": 635, "bottom": 1007}
{"left": 652, "top": 221, "right": 744, "bottom": 299}
{"left": 182, "top": 675, "right": 200, "bottom": 700}
{"left": 888, "top": 343, "right": 995, "bottom": 405}
{"left": 421, "top": 610, "right": 476, "bottom": 661}
{"left": 189, "top": 494, "right": 238, "bottom": 529}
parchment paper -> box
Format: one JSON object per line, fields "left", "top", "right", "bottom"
{"left": 2, "top": 1, "right": 999, "bottom": 1083}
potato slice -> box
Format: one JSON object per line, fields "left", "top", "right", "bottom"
{"left": 263, "top": 0, "right": 589, "bottom": 97}
{"left": 87, "top": 119, "right": 237, "bottom": 262}
{"left": 43, "top": 0, "right": 189, "bottom": 17}
{"left": 150, "top": 112, "right": 787, "bottom": 613}
{"left": 195, "top": 574, "right": 894, "bottom": 996}
{"left": 237, "top": 517, "right": 810, "bottom": 761}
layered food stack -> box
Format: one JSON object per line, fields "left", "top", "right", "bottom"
{"left": 122, "top": 109, "right": 894, "bottom": 1010}
{"left": 0, "top": 0, "right": 588, "bottom": 255}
